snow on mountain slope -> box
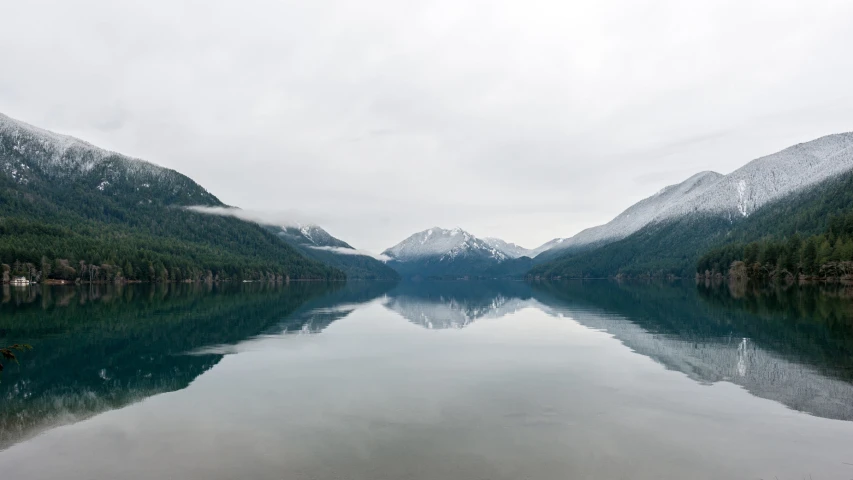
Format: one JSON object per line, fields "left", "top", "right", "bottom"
{"left": 538, "top": 131, "right": 853, "bottom": 259}
{"left": 2, "top": 112, "right": 164, "bottom": 179}
{"left": 482, "top": 237, "right": 532, "bottom": 258}
{"left": 277, "top": 224, "right": 353, "bottom": 249}
{"left": 530, "top": 238, "right": 569, "bottom": 257}
{"left": 0, "top": 112, "right": 218, "bottom": 205}
{"left": 539, "top": 171, "right": 723, "bottom": 256}
{"left": 273, "top": 223, "right": 400, "bottom": 279}
{"left": 383, "top": 227, "right": 509, "bottom": 262}
{"left": 662, "top": 132, "right": 853, "bottom": 220}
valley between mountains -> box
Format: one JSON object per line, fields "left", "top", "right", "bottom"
{"left": 2, "top": 110, "right": 853, "bottom": 284}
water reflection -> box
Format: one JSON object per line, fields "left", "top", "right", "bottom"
{"left": 2, "top": 279, "right": 853, "bottom": 454}
{"left": 383, "top": 281, "right": 540, "bottom": 329}
{"left": 385, "top": 280, "right": 853, "bottom": 421}
{"left": 0, "top": 282, "right": 394, "bottom": 449}
{"left": 2, "top": 280, "right": 853, "bottom": 479}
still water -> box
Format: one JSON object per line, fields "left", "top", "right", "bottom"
{"left": 1, "top": 280, "right": 852, "bottom": 479}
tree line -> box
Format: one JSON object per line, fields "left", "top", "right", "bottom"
{"left": 696, "top": 211, "right": 853, "bottom": 280}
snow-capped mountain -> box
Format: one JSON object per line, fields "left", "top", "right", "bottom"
{"left": 530, "top": 237, "right": 570, "bottom": 257}
{"left": 664, "top": 132, "right": 853, "bottom": 219}
{"left": 482, "top": 237, "right": 533, "bottom": 259}
{"left": 384, "top": 227, "right": 510, "bottom": 262}
{"left": 0, "top": 112, "right": 218, "bottom": 206}
{"left": 274, "top": 224, "right": 399, "bottom": 280}
{"left": 536, "top": 132, "right": 853, "bottom": 260}
{"left": 276, "top": 224, "right": 352, "bottom": 249}
{"left": 382, "top": 228, "right": 532, "bottom": 277}
{"left": 536, "top": 171, "right": 723, "bottom": 260}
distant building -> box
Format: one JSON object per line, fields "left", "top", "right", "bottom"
{"left": 10, "top": 277, "right": 30, "bottom": 286}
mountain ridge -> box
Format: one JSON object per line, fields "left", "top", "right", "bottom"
{"left": 382, "top": 227, "right": 532, "bottom": 278}
{"left": 0, "top": 111, "right": 343, "bottom": 282}
{"left": 533, "top": 132, "right": 853, "bottom": 266}
{"left": 274, "top": 224, "right": 399, "bottom": 280}
{"left": 531, "top": 150, "right": 853, "bottom": 279}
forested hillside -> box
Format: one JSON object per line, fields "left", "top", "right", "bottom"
{"left": 0, "top": 113, "right": 343, "bottom": 283}
{"left": 697, "top": 212, "right": 853, "bottom": 279}
{"left": 530, "top": 169, "right": 853, "bottom": 279}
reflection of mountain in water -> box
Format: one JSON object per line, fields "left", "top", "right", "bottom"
{"left": 0, "top": 281, "right": 392, "bottom": 450}
{"left": 384, "top": 281, "right": 542, "bottom": 329}
{"left": 531, "top": 281, "right": 853, "bottom": 422}
{"left": 276, "top": 282, "right": 398, "bottom": 334}
{"left": 384, "top": 280, "right": 853, "bottom": 421}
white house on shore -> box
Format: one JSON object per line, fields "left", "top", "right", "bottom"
{"left": 10, "top": 277, "right": 31, "bottom": 286}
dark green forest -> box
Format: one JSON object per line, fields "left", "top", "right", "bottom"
{"left": 0, "top": 128, "right": 344, "bottom": 283}
{"left": 529, "top": 169, "right": 853, "bottom": 279}
{"left": 697, "top": 211, "right": 853, "bottom": 279}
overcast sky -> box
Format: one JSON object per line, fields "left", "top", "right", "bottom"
{"left": 2, "top": 0, "right": 853, "bottom": 252}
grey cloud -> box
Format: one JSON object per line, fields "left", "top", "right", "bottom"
{"left": 307, "top": 246, "right": 392, "bottom": 262}
{"left": 184, "top": 206, "right": 321, "bottom": 229}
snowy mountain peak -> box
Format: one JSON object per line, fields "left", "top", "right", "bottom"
{"left": 482, "top": 237, "right": 533, "bottom": 259}
{"left": 383, "top": 227, "right": 510, "bottom": 262}
{"left": 278, "top": 224, "right": 352, "bottom": 249}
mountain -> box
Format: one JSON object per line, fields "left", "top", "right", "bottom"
{"left": 0, "top": 112, "right": 343, "bottom": 282}
{"left": 277, "top": 224, "right": 352, "bottom": 249}
{"left": 273, "top": 224, "right": 399, "bottom": 280}
{"left": 534, "top": 171, "right": 724, "bottom": 261}
{"left": 529, "top": 238, "right": 569, "bottom": 258}
{"left": 531, "top": 132, "right": 853, "bottom": 278}
{"left": 665, "top": 133, "right": 853, "bottom": 218}
{"left": 534, "top": 133, "right": 853, "bottom": 262}
{"left": 382, "top": 227, "right": 532, "bottom": 278}
{"left": 695, "top": 172, "right": 853, "bottom": 278}
{"left": 482, "top": 237, "right": 532, "bottom": 258}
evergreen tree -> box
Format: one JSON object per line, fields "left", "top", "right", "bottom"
{"left": 801, "top": 239, "right": 818, "bottom": 275}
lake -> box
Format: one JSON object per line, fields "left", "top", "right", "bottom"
{"left": 1, "top": 280, "right": 852, "bottom": 479}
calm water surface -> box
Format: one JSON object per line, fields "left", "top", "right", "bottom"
{"left": 1, "top": 280, "right": 853, "bottom": 479}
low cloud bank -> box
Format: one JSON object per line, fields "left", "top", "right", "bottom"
{"left": 308, "top": 246, "right": 392, "bottom": 262}
{"left": 186, "top": 206, "right": 390, "bottom": 261}
{"left": 185, "top": 205, "right": 315, "bottom": 228}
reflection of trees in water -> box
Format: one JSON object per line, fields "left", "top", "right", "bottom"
{"left": 530, "top": 280, "right": 853, "bottom": 420}
{"left": 0, "top": 281, "right": 395, "bottom": 451}
{"left": 379, "top": 279, "right": 853, "bottom": 419}
{"left": 0, "top": 343, "right": 31, "bottom": 373}
{"left": 695, "top": 282, "right": 853, "bottom": 381}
